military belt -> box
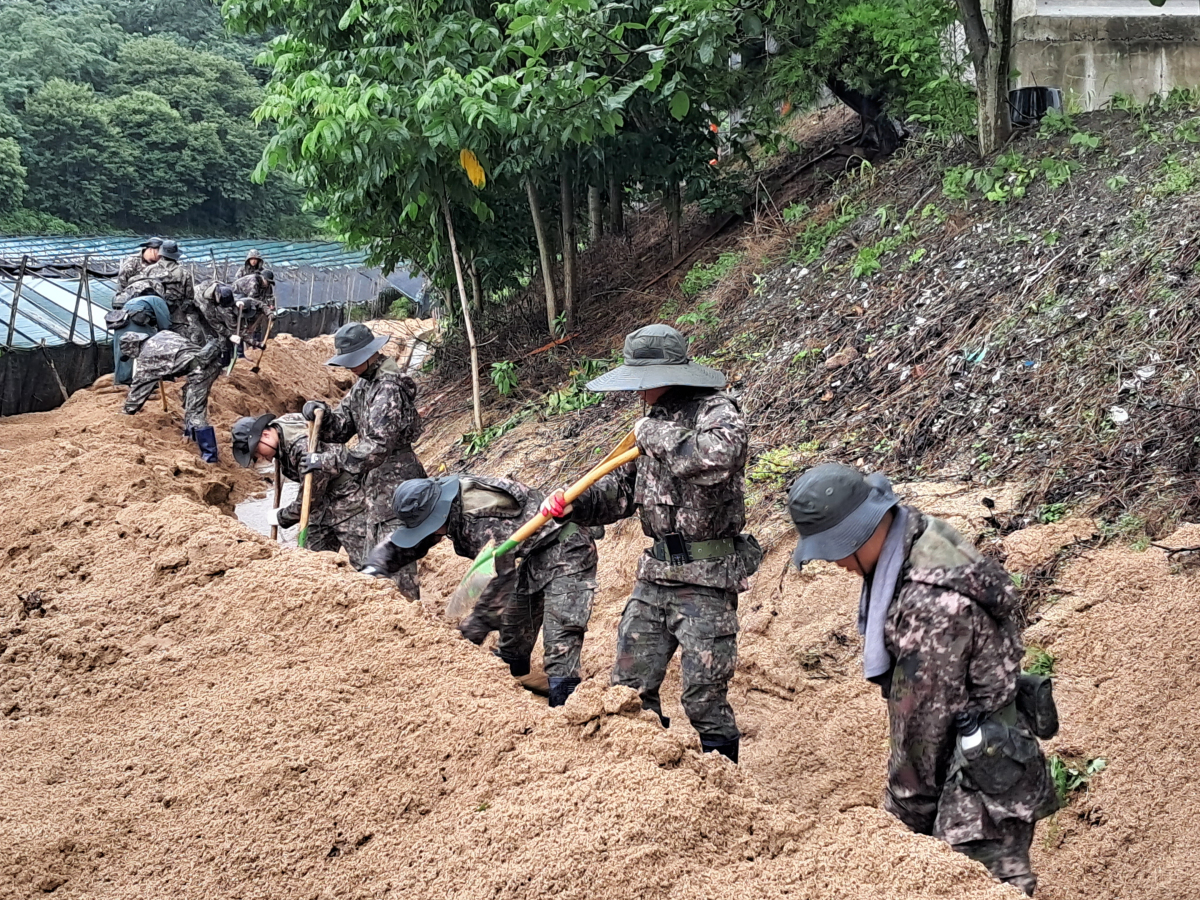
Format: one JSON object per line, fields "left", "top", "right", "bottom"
{"left": 649, "top": 537, "right": 736, "bottom": 565}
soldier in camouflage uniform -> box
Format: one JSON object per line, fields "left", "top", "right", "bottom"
{"left": 142, "top": 239, "right": 198, "bottom": 340}
{"left": 540, "top": 324, "right": 761, "bottom": 761}
{"left": 362, "top": 475, "right": 599, "bottom": 704}
{"left": 232, "top": 270, "right": 275, "bottom": 348}
{"left": 116, "top": 238, "right": 162, "bottom": 291}
{"left": 787, "top": 463, "right": 1058, "bottom": 896}
{"left": 301, "top": 323, "right": 426, "bottom": 599}
{"left": 231, "top": 413, "right": 371, "bottom": 564}
{"left": 120, "top": 330, "right": 223, "bottom": 462}
{"left": 234, "top": 248, "right": 266, "bottom": 281}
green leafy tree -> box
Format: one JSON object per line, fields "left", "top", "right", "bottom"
{"left": 0, "top": 137, "right": 26, "bottom": 213}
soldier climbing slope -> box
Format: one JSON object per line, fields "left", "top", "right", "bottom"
{"left": 234, "top": 248, "right": 266, "bottom": 281}
{"left": 116, "top": 237, "right": 162, "bottom": 291}
{"left": 786, "top": 463, "right": 1059, "bottom": 896}
{"left": 231, "top": 413, "right": 371, "bottom": 565}
{"left": 539, "top": 324, "right": 762, "bottom": 762}
{"left": 363, "top": 476, "right": 600, "bottom": 706}
{"left": 119, "top": 330, "right": 223, "bottom": 462}
{"left": 300, "top": 323, "right": 426, "bottom": 599}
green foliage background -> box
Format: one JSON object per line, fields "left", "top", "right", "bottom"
{"left": 0, "top": 0, "right": 311, "bottom": 237}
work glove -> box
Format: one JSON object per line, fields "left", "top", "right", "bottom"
{"left": 539, "top": 489, "right": 571, "bottom": 519}
{"left": 302, "top": 399, "right": 330, "bottom": 422}
{"left": 236, "top": 299, "right": 246, "bottom": 309}
{"left": 360, "top": 565, "right": 387, "bottom": 578}
{"left": 300, "top": 452, "right": 335, "bottom": 476}
{"left": 266, "top": 508, "right": 282, "bottom": 527}
{"left": 230, "top": 334, "right": 241, "bottom": 345}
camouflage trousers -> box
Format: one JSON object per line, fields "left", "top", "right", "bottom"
{"left": 372, "top": 519, "right": 420, "bottom": 600}
{"left": 611, "top": 579, "right": 740, "bottom": 743}
{"left": 125, "top": 361, "right": 218, "bottom": 431}
{"left": 951, "top": 818, "right": 1037, "bottom": 896}
{"left": 307, "top": 512, "right": 372, "bottom": 569}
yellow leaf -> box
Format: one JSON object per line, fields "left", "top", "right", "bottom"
{"left": 460, "top": 149, "right": 486, "bottom": 188}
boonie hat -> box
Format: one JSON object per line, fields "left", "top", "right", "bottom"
{"left": 158, "top": 239, "right": 182, "bottom": 261}
{"left": 141, "top": 237, "right": 164, "bottom": 249}
{"left": 231, "top": 413, "right": 275, "bottom": 467}
{"left": 118, "top": 330, "right": 150, "bottom": 359}
{"left": 326, "top": 322, "right": 388, "bottom": 368}
{"left": 389, "top": 477, "right": 461, "bottom": 548}
{"left": 586, "top": 323, "right": 726, "bottom": 392}
{"left": 787, "top": 463, "right": 899, "bottom": 568}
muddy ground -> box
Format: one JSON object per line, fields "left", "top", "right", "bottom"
{"left": 1, "top": 315, "right": 1195, "bottom": 899}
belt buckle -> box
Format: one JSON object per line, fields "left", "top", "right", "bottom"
{"left": 662, "top": 532, "right": 689, "bottom": 567}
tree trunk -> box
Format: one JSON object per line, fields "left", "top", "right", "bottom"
{"left": 440, "top": 192, "right": 483, "bottom": 433}
{"left": 468, "top": 260, "right": 483, "bottom": 315}
{"left": 956, "top": 0, "right": 1013, "bottom": 156}
{"left": 607, "top": 170, "right": 624, "bottom": 236}
{"left": 525, "top": 177, "right": 558, "bottom": 336}
{"left": 664, "top": 183, "right": 682, "bottom": 258}
{"left": 559, "top": 159, "right": 577, "bottom": 332}
{"left": 588, "top": 183, "right": 603, "bottom": 244}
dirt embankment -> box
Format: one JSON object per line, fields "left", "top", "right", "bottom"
{"left": 0, "top": 335, "right": 1024, "bottom": 898}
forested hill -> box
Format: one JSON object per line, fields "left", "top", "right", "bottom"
{"left": 0, "top": 0, "right": 312, "bottom": 238}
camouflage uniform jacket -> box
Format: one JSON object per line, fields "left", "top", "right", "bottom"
{"left": 365, "top": 475, "right": 597, "bottom": 590}
{"left": 194, "top": 281, "right": 265, "bottom": 341}
{"left": 882, "top": 508, "right": 1056, "bottom": 844}
{"left": 130, "top": 330, "right": 220, "bottom": 383}
{"left": 143, "top": 259, "right": 197, "bottom": 335}
{"left": 235, "top": 261, "right": 265, "bottom": 281}
{"left": 316, "top": 354, "right": 425, "bottom": 525}
{"left": 232, "top": 273, "right": 273, "bottom": 307}
{"left": 569, "top": 387, "right": 750, "bottom": 592}
{"left": 117, "top": 253, "right": 154, "bottom": 291}
{"left": 269, "top": 413, "right": 366, "bottom": 531}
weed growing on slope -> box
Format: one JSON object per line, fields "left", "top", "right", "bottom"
{"left": 682, "top": 252, "right": 742, "bottom": 296}
{"left": 1023, "top": 646, "right": 1056, "bottom": 676}
{"left": 789, "top": 200, "right": 864, "bottom": 264}
{"left": 1051, "top": 756, "right": 1107, "bottom": 803}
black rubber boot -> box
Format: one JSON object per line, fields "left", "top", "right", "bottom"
{"left": 547, "top": 676, "right": 582, "bottom": 708}
{"left": 502, "top": 655, "right": 531, "bottom": 678}
{"left": 194, "top": 425, "right": 219, "bottom": 463}
{"left": 701, "top": 736, "right": 740, "bottom": 764}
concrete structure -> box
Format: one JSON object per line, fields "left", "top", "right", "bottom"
{"left": 1013, "top": 1, "right": 1200, "bottom": 109}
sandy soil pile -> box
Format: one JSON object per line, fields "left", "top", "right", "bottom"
{"left": 0, "top": 353, "right": 1017, "bottom": 898}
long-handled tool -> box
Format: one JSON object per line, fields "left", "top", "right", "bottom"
{"left": 297, "top": 407, "right": 324, "bottom": 549}
{"left": 250, "top": 311, "right": 276, "bottom": 374}
{"left": 271, "top": 457, "right": 283, "bottom": 542}
{"left": 446, "top": 430, "right": 640, "bottom": 618}
{"left": 159, "top": 381, "right": 168, "bottom": 413}
{"left": 226, "top": 302, "right": 246, "bottom": 376}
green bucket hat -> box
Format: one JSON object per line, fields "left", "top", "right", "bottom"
{"left": 787, "top": 463, "right": 899, "bottom": 567}
{"left": 586, "top": 324, "right": 726, "bottom": 392}
{"left": 231, "top": 413, "right": 275, "bottom": 468}
{"left": 388, "top": 476, "right": 461, "bottom": 548}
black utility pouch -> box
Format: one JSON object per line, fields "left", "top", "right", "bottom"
{"left": 1016, "top": 672, "right": 1060, "bottom": 739}
{"left": 663, "top": 532, "right": 690, "bottom": 567}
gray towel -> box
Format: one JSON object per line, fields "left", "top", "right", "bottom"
{"left": 857, "top": 504, "right": 908, "bottom": 684}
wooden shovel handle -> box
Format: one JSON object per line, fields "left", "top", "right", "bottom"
{"left": 298, "top": 407, "right": 324, "bottom": 537}
{"left": 506, "top": 446, "right": 640, "bottom": 546}
{"left": 271, "top": 456, "right": 282, "bottom": 541}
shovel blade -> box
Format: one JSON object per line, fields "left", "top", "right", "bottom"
{"left": 446, "top": 541, "right": 496, "bottom": 619}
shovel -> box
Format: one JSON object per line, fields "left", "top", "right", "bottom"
{"left": 226, "top": 303, "right": 245, "bottom": 376}
{"left": 297, "top": 407, "right": 324, "bottom": 549}
{"left": 250, "top": 312, "right": 276, "bottom": 374}
{"left": 271, "top": 456, "right": 282, "bottom": 542}
{"left": 445, "top": 430, "right": 640, "bottom": 618}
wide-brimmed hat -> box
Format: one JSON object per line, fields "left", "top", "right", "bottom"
{"left": 388, "top": 477, "right": 461, "bottom": 548}
{"left": 231, "top": 413, "right": 274, "bottom": 467}
{"left": 326, "top": 322, "right": 388, "bottom": 368}
{"left": 158, "top": 239, "right": 181, "bottom": 261}
{"left": 787, "top": 463, "right": 899, "bottom": 567}
{"left": 246, "top": 248, "right": 263, "bottom": 262}
{"left": 140, "top": 237, "right": 164, "bottom": 249}
{"left": 586, "top": 324, "right": 726, "bottom": 392}
{"left": 118, "top": 330, "right": 150, "bottom": 360}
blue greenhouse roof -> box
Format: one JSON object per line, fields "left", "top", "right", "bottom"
{"left": 0, "top": 235, "right": 368, "bottom": 271}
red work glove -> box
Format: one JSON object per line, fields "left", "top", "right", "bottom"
{"left": 539, "top": 489, "right": 569, "bottom": 519}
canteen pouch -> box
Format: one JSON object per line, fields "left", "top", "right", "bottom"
{"left": 1016, "top": 672, "right": 1059, "bottom": 739}
{"left": 953, "top": 709, "right": 1042, "bottom": 796}
{"left": 735, "top": 533, "right": 764, "bottom": 577}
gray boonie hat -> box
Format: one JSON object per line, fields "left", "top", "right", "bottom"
{"left": 586, "top": 323, "right": 726, "bottom": 392}
{"left": 158, "top": 239, "right": 181, "bottom": 261}
{"left": 326, "top": 322, "right": 389, "bottom": 368}
{"left": 140, "top": 237, "right": 163, "bottom": 249}
{"left": 231, "top": 413, "right": 275, "bottom": 468}
{"left": 389, "top": 477, "right": 461, "bottom": 548}
{"left": 787, "top": 463, "right": 899, "bottom": 567}
{"left": 118, "top": 330, "right": 150, "bottom": 359}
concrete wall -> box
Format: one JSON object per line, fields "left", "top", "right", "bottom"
{"left": 1013, "top": 13, "right": 1200, "bottom": 109}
